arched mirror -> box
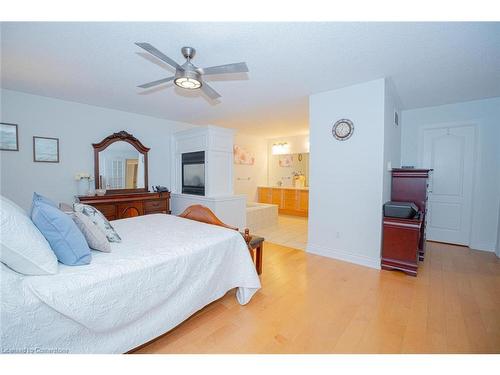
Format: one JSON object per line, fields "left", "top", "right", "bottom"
{"left": 93, "top": 131, "right": 149, "bottom": 194}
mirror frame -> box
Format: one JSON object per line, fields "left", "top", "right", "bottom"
{"left": 93, "top": 131, "right": 150, "bottom": 194}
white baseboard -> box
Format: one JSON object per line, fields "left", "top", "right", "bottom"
{"left": 306, "top": 242, "right": 381, "bottom": 270}
{"left": 469, "top": 242, "right": 496, "bottom": 252}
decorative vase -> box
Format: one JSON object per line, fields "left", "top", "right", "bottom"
{"left": 77, "top": 179, "right": 87, "bottom": 196}
{"left": 86, "top": 179, "right": 94, "bottom": 196}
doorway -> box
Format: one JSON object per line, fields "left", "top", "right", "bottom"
{"left": 419, "top": 124, "right": 476, "bottom": 246}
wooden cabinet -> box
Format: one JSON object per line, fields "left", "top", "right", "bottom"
{"left": 391, "top": 169, "right": 431, "bottom": 260}
{"left": 257, "top": 187, "right": 308, "bottom": 217}
{"left": 78, "top": 192, "right": 170, "bottom": 221}
{"left": 258, "top": 187, "right": 272, "bottom": 204}
{"left": 381, "top": 216, "right": 422, "bottom": 276}
{"left": 271, "top": 189, "right": 283, "bottom": 207}
{"left": 298, "top": 190, "right": 309, "bottom": 214}
{"left": 282, "top": 189, "right": 297, "bottom": 211}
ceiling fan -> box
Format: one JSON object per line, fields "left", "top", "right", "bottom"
{"left": 135, "top": 42, "right": 249, "bottom": 100}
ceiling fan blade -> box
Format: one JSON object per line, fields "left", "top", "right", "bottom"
{"left": 200, "top": 62, "right": 248, "bottom": 75}
{"left": 135, "top": 42, "right": 182, "bottom": 70}
{"left": 137, "top": 76, "right": 175, "bottom": 89}
{"left": 200, "top": 82, "right": 221, "bottom": 100}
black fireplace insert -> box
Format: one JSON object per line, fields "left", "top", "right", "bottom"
{"left": 182, "top": 151, "right": 205, "bottom": 196}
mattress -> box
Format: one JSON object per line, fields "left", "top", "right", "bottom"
{"left": 1, "top": 214, "right": 261, "bottom": 353}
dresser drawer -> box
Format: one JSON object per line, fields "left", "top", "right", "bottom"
{"left": 117, "top": 202, "right": 144, "bottom": 218}
{"left": 144, "top": 199, "right": 167, "bottom": 213}
{"left": 92, "top": 204, "right": 117, "bottom": 221}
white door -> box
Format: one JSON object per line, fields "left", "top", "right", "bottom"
{"left": 421, "top": 125, "right": 475, "bottom": 246}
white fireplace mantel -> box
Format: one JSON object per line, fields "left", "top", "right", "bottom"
{"left": 170, "top": 125, "right": 246, "bottom": 229}
{"left": 171, "top": 125, "right": 235, "bottom": 197}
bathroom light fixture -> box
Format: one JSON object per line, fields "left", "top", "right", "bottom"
{"left": 271, "top": 142, "right": 290, "bottom": 155}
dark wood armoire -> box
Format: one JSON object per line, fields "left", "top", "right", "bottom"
{"left": 390, "top": 169, "right": 431, "bottom": 261}
{"left": 381, "top": 168, "right": 431, "bottom": 276}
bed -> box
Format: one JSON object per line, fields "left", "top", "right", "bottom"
{"left": 0, "top": 213, "right": 261, "bottom": 354}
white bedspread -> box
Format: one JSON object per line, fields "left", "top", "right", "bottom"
{"left": 1, "top": 214, "right": 260, "bottom": 353}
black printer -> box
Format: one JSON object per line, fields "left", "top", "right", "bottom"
{"left": 383, "top": 201, "right": 419, "bottom": 219}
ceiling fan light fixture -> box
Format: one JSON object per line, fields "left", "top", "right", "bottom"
{"left": 174, "top": 76, "right": 202, "bottom": 89}
{"left": 174, "top": 68, "right": 202, "bottom": 90}
{"left": 136, "top": 43, "right": 248, "bottom": 99}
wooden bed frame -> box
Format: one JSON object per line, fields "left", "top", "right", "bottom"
{"left": 128, "top": 205, "right": 260, "bottom": 354}
{"left": 178, "top": 204, "right": 252, "bottom": 249}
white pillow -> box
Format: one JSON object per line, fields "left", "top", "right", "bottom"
{"left": 71, "top": 212, "right": 111, "bottom": 252}
{"left": 0, "top": 195, "right": 58, "bottom": 275}
{"left": 73, "top": 203, "right": 121, "bottom": 243}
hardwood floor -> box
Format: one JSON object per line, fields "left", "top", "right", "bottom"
{"left": 133, "top": 241, "right": 500, "bottom": 354}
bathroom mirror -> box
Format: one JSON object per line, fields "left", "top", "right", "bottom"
{"left": 93, "top": 131, "right": 149, "bottom": 194}
{"left": 268, "top": 153, "right": 309, "bottom": 187}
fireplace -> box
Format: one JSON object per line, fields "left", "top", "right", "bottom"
{"left": 181, "top": 151, "right": 205, "bottom": 196}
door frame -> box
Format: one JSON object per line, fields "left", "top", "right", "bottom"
{"left": 417, "top": 120, "right": 479, "bottom": 247}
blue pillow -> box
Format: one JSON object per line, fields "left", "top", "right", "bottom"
{"left": 33, "top": 192, "right": 57, "bottom": 207}
{"left": 30, "top": 192, "right": 57, "bottom": 215}
{"left": 31, "top": 198, "right": 92, "bottom": 266}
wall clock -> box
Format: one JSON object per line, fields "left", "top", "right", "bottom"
{"left": 332, "top": 119, "right": 354, "bottom": 141}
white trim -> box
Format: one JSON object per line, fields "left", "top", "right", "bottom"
{"left": 469, "top": 242, "right": 496, "bottom": 253}
{"left": 306, "top": 242, "right": 381, "bottom": 270}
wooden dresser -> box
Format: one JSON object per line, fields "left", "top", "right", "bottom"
{"left": 77, "top": 192, "right": 170, "bottom": 221}
{"left": 381, "top": 215, "right": 423, "bottom": 276}
{"left": 258, "top": 187, "right": 308, "bottom": 217}
{"left": 390, "top": 168, "right": 431, "bottom": 260}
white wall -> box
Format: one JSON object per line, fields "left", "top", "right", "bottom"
{"left": 382, "top": 81, "right": 402, "bottom": 202}
{"left": 401, "top": 97, "right": 500, "bottom": 252}
{"left": 0, "top": 89, "right": 194, "bottom": 210}
{"left": 308, "top": 79, "right": 386, "bottom": 269}
{"left": 233, "top": 133, "right": 268, "bottom": 202}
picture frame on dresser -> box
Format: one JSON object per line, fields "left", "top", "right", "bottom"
{"left": 33, "top": 136, "right": 59, "bottom": 163}
{"left": 0, "top": 123, "right": 19, "bottom": 151}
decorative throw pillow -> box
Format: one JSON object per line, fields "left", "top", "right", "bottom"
{"left": 31, "top": 196, "right": 92, "bottom": 266}
{"left": 30, "top": 192, "right": 57, "bottom": 215}
{"left": 71, "top": 212, "right": 111, "bottom": 252}
{"left": 0, "top": 195, "right": 58, "bottom": 275}
{"left": 73, "top": 203, "right": 122, "bottom": 242}
{"left": 59, "top": 202, "right": 74, "bottom": 213}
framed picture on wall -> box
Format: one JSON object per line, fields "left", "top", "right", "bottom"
{"left": 0, "top": 123, "right": 19, "bottom": 151}
{"left": 33, "top": 136, "right": 59, "bottom": 163}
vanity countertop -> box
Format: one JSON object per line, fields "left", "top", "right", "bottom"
{"left": 258, "top": 186, "right": 309, "bottom": 191}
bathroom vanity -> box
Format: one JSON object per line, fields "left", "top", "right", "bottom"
{"left": 257, "top": 186, "right": 308, "bottom": 217}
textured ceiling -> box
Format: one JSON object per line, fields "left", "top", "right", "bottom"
{"left": 1, "top": 22, "right": 499, "bottom": 137}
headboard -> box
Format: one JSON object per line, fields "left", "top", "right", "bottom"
{"left": 178, "top": 204, "right": 251, "bottom": 248}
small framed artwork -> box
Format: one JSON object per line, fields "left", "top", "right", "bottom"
{"left": 0, "top": 123, "right": 19, "bottom": 151}
{"left": 33, "top": 136, "right": 59, "bottom": 163}
{"left": 278, "top": 154, "right": 293, "bottom": 167}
